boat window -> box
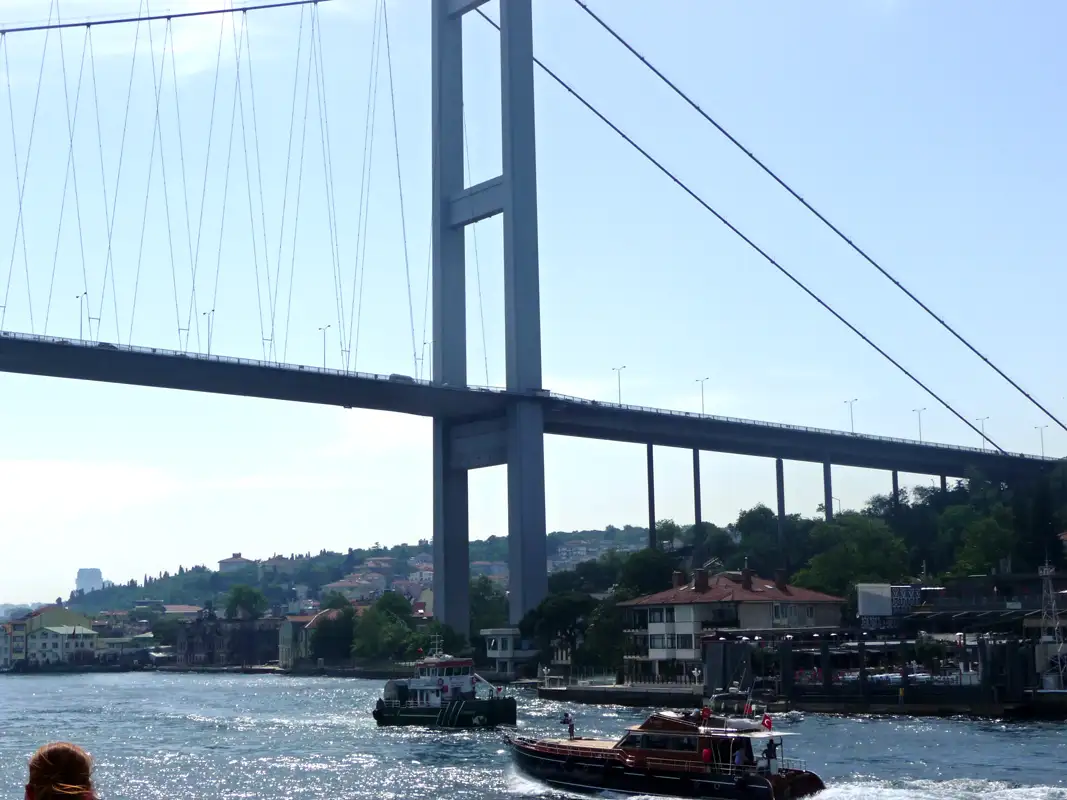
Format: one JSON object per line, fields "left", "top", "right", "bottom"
{"left": 669, "top": 736, "right": 699, "bottom": 752}
{"left": 444, "top": 667, "right": 453, "bottom": 676}
{"left": 620, "top": 733, "right": 643, "bottom": 748}
{"left": 643, "top": 735, "right": 671, "bottom": 750}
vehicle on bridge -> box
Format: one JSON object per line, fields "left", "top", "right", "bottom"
{"left": 372, "top": 647, "right": 516, "bottom": 729}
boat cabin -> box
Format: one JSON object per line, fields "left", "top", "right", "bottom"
{"left": 381, "top": 654, "right": 479, "bottom": 708}
{"left": 612, "top": 711, "right": 799, "bottom": 776}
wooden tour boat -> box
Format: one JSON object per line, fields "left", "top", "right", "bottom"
{"left": 506, "top": 708, "right": 825, "bottom": 799}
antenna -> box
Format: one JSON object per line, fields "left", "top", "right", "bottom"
{"left": 1039, "top": 562, "right": 1065, "bottom": 689}
{"left": 429, "top": 633, "right": 443, "bottom": 657}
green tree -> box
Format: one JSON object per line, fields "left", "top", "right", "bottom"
{"left": 225, "top": 585, "right": 268, "bottom": 620}
{"left": 617, "top": 548, "right": 677, "bottom": 596}
{"left": 574, "top": 587, "right": 636, "bottom": 670}
{"left": 470, "top": 576, "right": 508, "bottom": 639}
{"left": 321, "top": 591, "right": 352, "bottom": 610}
{"left": 792, "top": 513, "right": 909, "bottom": 599}
{"left": 311, "top": 605, "right": 356, "bottom": 663}
{"left": 953, "top": 511, "right": 1015, "bottom": 576}
{"left": 519, "top": 592, "right": 597, "bottom": 655}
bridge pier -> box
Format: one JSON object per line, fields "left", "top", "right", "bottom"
{"left": 647, "top": 443, "right": 656, "bottom": 549}
{"left": 692, "top": 449, "right": 702, "bottom": 529}
{"left": 775, "top": 457, "right": 787, "bottom": 571}
{"left": 431, "top": 0, "right": 547, "bottom": 633}
{"left": 940, "top": 474, "right": 948, "bottom": 492}
{"left": 823, "top": 462, "right": 833, "bottom": 521}
{"left": 892, "top": 469, "right": 900, "bottom": 507}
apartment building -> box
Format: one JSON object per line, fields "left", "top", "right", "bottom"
{"left": 620, "top": 568, "right": 845, "bottom": 678}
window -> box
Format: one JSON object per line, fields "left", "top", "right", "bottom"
{"left": 621, "top": 733, "right": 643, "bottom": 748}
{"left": 500, "top": 637, "right": 510, "bottom": 650}
{"left": 665, "top": 607, "right": 675, "bottom": 623}
{"left": 444, "top": 667, "right": 453, "bottom": 676}
{"left": 643, "top": 735, "right": 671, "bottom": 750}
{"left": 649, "top": 635, "right": 665, "bottom": 648}
{"left": 772, "top": 604, "right": 781, "bottom": 620}
{"left": 648, "top": 609, "right": 664, "bottom": 624}
{"left": 676, "top": 634, "right": 693, "bottom": 649}
{"left": 669, "top": 736, "right": 699, "bottom": 752}
{"left": 665, "top": 634, "right": 676, "bottom": 649}
{"left": 806, "top": 605, "right": 814, "bottom": 620}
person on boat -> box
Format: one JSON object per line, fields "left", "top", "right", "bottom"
{"left": 25, "top": 742, "right": 97, "bottom": 800}
{"left": 560, "top": 712, "right": 575, "bottom": 739}
{"left": 762, "top": 737, "right": 778, "bottom": 774}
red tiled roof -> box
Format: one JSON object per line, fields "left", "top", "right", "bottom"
{"left": 619, "top": 572, "right": 844, "bottom": 607}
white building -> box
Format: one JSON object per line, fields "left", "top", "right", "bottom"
{"left": 26, "top": 626, "right": 98, "bottom": 665}
{"left": 409, "top": 566, "right": 434, "bottom": 585}
{"left": 620, "top": 568, "right": 845, "bottom": 679}
{"left": 480, "top": 627, "right": 538, "bottom": 676}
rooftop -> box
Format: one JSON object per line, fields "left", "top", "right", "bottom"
{"left": 42, "top": 626, "right": 97, "bottom": 635}
{"left": 619, "top": 570, "right": 844, "bottom": 607}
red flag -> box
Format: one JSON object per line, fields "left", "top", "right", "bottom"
{"left": 761, "top": 714, "right": 773, "bottom": 731}
{"left": 743, "top": 702, "right": 753, "bottom": 716}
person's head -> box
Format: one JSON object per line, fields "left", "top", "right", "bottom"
{"left": 25, "top": 742, "right": 96, "bottom": 800}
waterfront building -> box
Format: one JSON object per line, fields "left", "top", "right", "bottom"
{"left": 480, "top": 627, "right": 538, "bottom": 677}
{"left": 26, "top": 626, "right": 99, "bottom": 665}
{"left": 619, "top": 568, "right": 845, "bottom": 680}
{"left": 0, "top": 624, "right": 11, "bottom": 669}
{"left": 278, "top": 614, "right": 317, "bottom": 669}
{"left": 176, "top": 616, "right": 284, "bottom": 667}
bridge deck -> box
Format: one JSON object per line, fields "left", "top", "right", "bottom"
{"left": 0, "top": 332, "right": 1053, "bottom": 479}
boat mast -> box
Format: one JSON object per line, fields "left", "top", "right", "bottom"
{"left": 1039, "top": 562, "right": 1065, "bottom": 689}
{"left": 429, "top": 633, "right": 444, "bottom": 657}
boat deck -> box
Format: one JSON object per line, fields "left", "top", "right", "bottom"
{"left": 542, "top": 738, "right": 617, "bottom": 749}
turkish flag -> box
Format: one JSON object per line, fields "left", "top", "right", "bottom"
{"left": 761, "top": 714, "right": 773, "bottom": 731}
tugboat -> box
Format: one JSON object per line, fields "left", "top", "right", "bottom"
{"left": 372, "top": 640, "right": 517, "bottom": 729}
{"left": 505, "top": 709, "right": 825, "bottom": 799}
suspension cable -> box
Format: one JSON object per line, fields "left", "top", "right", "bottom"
{"left": 281, "top": 19, "right": 315, "bottom": 363}
{"left": 87, "top": 24, "right": 126, "bottom": 343}
{"left": 476, "top": 8, "right": 1004, "bottom": 453}
{"left": 3, "top": 0, "right": 55, "bottom": 334}
{"left": 382, "top": 2, "right": 418, "bottom": 378}
{"left": 128, "top": 13, "right": 171, "bottom": 344}
{"left": 231, "top": 13, "right": 268, "bottom": 359}
{"left": 270, "top": 3, "right": 305, "bottom": 354}
{"left": 44, "top": 21, "right": 90, "bottom": 335}
{"left": 570, "top": 0, "right": 1067, "bottom": 438}
{"left": 168, "top": 22, "right": 200, "bottom": 352}
{"left": 311, "top": 2, "right": 346, "bottom": 366}
{"left": 350, "top": 0, "right": 384, "bottom": 371}
{"left": 463, "top": 117, "right": 489, "bottom": 386}
{"left": 210, "top": 14, "right": 247, "bottom": 351}
{"left": 147, "top": 16, "right": 184, "bottom": 348}
{"left": 1, "top": 30, "right": 37, "bottom": 333}
{"left": 242, "top": 9, "right": 276, "bottom": 359}
{"left": 183, "top": 10, "right": 226, "bottom": 352}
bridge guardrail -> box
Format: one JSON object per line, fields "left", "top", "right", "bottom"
{"left": 0, "top": 330, "right": 1055, "bottom": 463}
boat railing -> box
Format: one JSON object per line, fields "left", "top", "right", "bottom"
{"left": 777, "top": 757, "right": 807, "bottom": 772}
{"left": 381, "top": 699, "right": 440, "bottom": 709}
{"left": 511, "top": 736, "right": 625, "bottom": 763}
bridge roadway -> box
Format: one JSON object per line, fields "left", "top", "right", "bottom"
{"left": 0, "top": 332, "right": 1053, "bottom": 479}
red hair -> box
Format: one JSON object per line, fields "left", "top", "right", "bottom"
{"left": 26, "top": 742, "right": 96, "bottom": 800}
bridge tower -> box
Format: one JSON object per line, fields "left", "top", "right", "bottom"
{"left": 431, "top": 0, "right": 547, "bottom": 633}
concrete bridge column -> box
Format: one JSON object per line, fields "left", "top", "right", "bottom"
{"left": 431, "top": 0, "right": 547, "bottom": 632}
{"left": 647, "top": 444, "right": 656, "bottom": 549}
{"left": 940, "top": 474, "right": 948, "bottom": 492}
{"left": 823, "top": 462, "right": 833, "bottom": 522}
{"left": 775, "top": 458, "right": 787, "bottom": 570}
{"left": 692, "top": 449, "right": 702, "bottom": 529}
{"left": 892, "top": 470, "right": 900, "bottom": 507}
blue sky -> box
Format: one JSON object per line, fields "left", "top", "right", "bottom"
{"left": 0, "top": 0, "right": 1064, "bottom": 603}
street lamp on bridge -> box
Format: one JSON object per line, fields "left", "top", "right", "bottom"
{"left": 832, "top": 496, "right": 842, "bottom": 515}
{"left": 612, "top": 365, "right": 626, "bottom": 404}
{"left": 318, "top": 324, "right": 331, "bottom": 369}
{"left": 912, "top": 408, "right": 926, "bottom": 443}
{"left": 75, "top": 292, "right": 87, "bottom": 340}
{"left": 976, "top": 416, "right": 989, "bottom": 450}
{"left": 844, "top": 398, "right": 858, "bottom": 433}
{"left": 1036, "top": 425, "right": 1048, "bottom": 458}
{"left": 696, "top": 377, "right": 709, "bottom": 414}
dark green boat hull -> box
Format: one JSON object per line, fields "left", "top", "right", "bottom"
{"left": 372, "top": 697, "right": 517, "bottom": 728}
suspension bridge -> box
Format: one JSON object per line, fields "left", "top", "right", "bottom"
{"left": 0, "top": 0, "right": 1060, "bottom": 633}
